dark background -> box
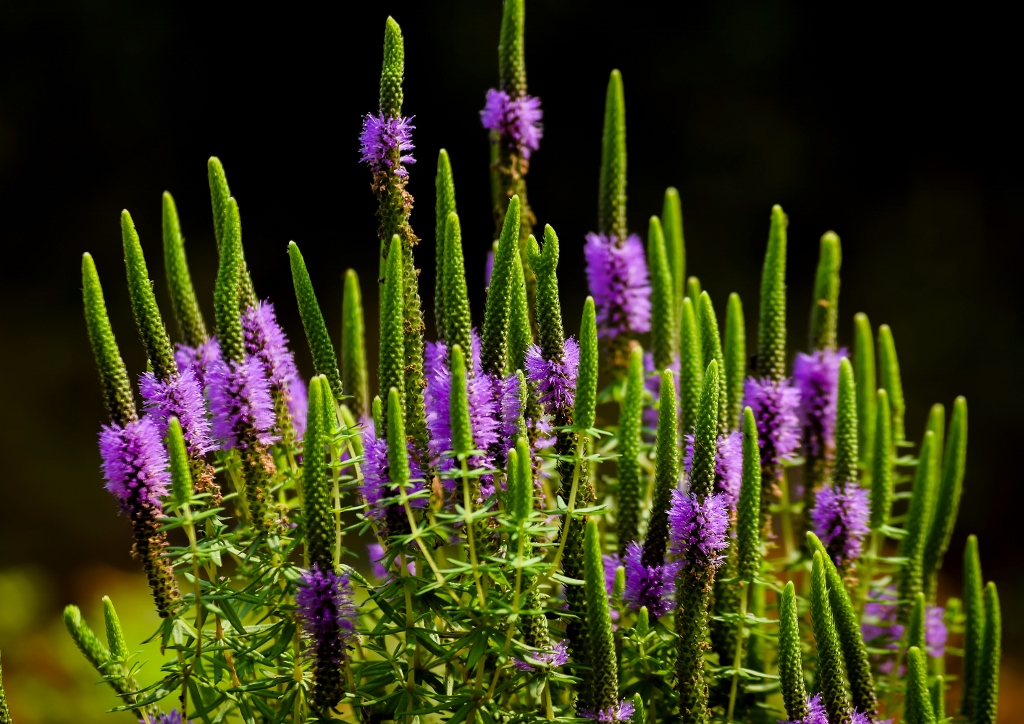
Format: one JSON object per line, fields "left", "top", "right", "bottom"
{"left": 1, "top": 0, "right": 1021, "bottom": 703}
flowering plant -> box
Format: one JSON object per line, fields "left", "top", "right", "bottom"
{"left": 0, "top": 3, "right": 1002, "bottom": 724}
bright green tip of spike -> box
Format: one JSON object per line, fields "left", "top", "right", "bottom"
{"left": 167, "top": 417, "right": 192, "bottom": 507}
{"left": 449, "top": 344, "right": 472, "bottom": 457}
{"left": 574, "top": 297, "right": 598, "bottom": 431}
{"left": 289, "top": 241, "right": 343, "bottom": 400}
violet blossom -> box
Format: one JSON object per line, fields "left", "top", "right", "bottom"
{"left": 205, "top": 356, "right": 277, "bottom": 450}
{"left": 810, "top": 482, "right": 871, "bottom": 568}
{"left": 139, "top": 366, "right": 214, "bottom": 457}
{"left": 359, "top": 113, "right": 416, "bottom": 177}
{"left": 243, "top": 301, "right": 308, "bottom": 436}
{"left": 668, "top": 489, "right": 730, "bottom": 569}
{"left": 793, "top": 348, "right": 847, "bottom": 459}
{"left": 513, "top": 640, "right": 568, "bottom": 672}
{"left": 359, "top": 421, "right": 427, "bottom": 520}
{"left": 622, "top": 541, "right": 678, "bottom": 619}
{"left": 174, "top": 338, "right": 222, "bottom": 386}
{"left": 582, "top": 699, "right": 636, "bottom": 723}
{"left": 524, "top": 337, "right": 579, "bottom": 415}
{"left": 743, "top": 377, "right": 801, "bottom": 473}
{"left": 480, "top": 88, "right": 544, "bottom": 158}
{"left": 684, "top": 429, "right": 743, "bottom": 507}
{"left": 583, "top": 232, "right": 651, "bottom": 339}
{"left": 99, "top": 416, "right": 171, "bottom": 516}
{"left": 862, "top": 588, "right": 947, "bottom": 660}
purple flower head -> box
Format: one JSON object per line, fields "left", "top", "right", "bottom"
{"left": 296, "top": 564, "right": 357, "bottom": 666}
{"left": 622, "top": 541, "right": 678, "bottom": 619}
{"left": 139, "top": 366, "right": 214, "bottom": 457}
{"left": 811, "top": 482, "right": 870, "bottom": 567}
{"left": 99, "top": 417, "right": 171, "bottom": 515}
{"left": 524, "top": 337, "right": 580, "bottom": 415}
{"left": 360, "top": 422, "right": 427, "bottom": 519}
{"left": 668, "top": 489, "right": 730, "bottom": 568}
{"left": 143, "top": 711, "right": 188, "bottom": 724}
{"left": 205, "top": 357, "right": 277, "bottom": 450}
{"left": 583, "top": 232, "right": 651, "bottom": 339}
{"left": 367, "top": 541, "right": 415, "bottom": 579}
{"left": 684, "top": 429, "right": 743, "bottom": 507}
{"left": 779, "top": 693, "right": 829, "bottom": 724}
{"left": 793, "top": 348, "right": 847, "bottom": 459}
{"left": 359, "top": 113, "right": 416, "bottom": 177}
{"left": 513, "top": 640, "right": 569, "bottom": 672}
{"left": 582, "top": 699, "right": 636, "bottom": 722}
{"left": 862, "top": 588, "right": 947, "bottom": 663}
{"left": 743, "top": 377, "right": 801, "bottom": 472}
{"left": 480, "top": 88, "right": 544, "bottom": 158}
{"left": 175, "top": 338, "right": 222, "bottom": 386}
{"left": 926, "top": 604, "right": 948, "bottom": 658}
{"left": 243, "top": 301, "right": 308, "bottom": 436}
{"left": 602, "top": 552, "right": 622, "bottom": 596}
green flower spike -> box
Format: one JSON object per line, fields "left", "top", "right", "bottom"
{"left": 207, "top": 158, "right": 256, "bottom": 308}
{"left": 598, "top": 70, "right": 628, "bottom": 242}
{"left": 931, "top": 675, "right": 946, "bottom": 722}
{"left": 869, "top": 389, "right": 894, "bottom": 530}
{"left": 906, "top": 647, "right": 937, "bottom": 724}
{"left": 679, "top": 296, "right": 704, "bottom": 437}
{"left": 641, "top": 370, "right": 679, "bottom": 570}
{"left": 386, "top": 386, "right": 411, "bottom": 501}
{"left": 924, "top": 396, "right": 968, "bottom": 602}
{"left": 648, "top": 215, "right": 677, "bottom": 372}
{"left": 82, "top": 253, "right": 137, "bottom": 427}
{"left": 690, "top": 360, "right": 720, "bottom": 499}
{"left": 662, "top": 187, "right": 686, "bottom": 319}
{"left": 853, "top": 313, "right": 876, "bottom": 466}
{"left": 508, "top": 240, "right": 533, "bottom": 374}
{"left": 757, "top": 205, "right": 788, "bottom": 381}
{"left": 167, "top": 417, "right": 191, "bottom": 507}
{"left": 121, "top": 210, "right": 177, "bottom": 381}
{"left": 833, "top": 358, "right": 858, "bottom": 486}
{"left": 724, "top": 293, "right": 747, "bottom": 432}
{"left": 687, "top": 276, "right": 703, "bottom": 310}
{"left": 632, "top": 693, "right": 647, "bottom": 724}
{"left": 512, "top": 436, "right": 550, "bottom": 651}
{"left": 698, "top": 292, "right": 729, "bottom": 435}
{"left": 161, "top": 191, "right": 209, "bottom": 347}
{"left": 908, "top": 592, "right": 927, "bottom": 652}
{"left": 64, "top": 605, "right": 111, "bottom": 673}
{"left": 450, "top": 345, "right": 473, "bottom": 459}
{"left": 434, "top": 149, "right": 457, "bottom": 340}
{"left": 213, "top": 197, "right": 245, "bottom": 364}
{"left": 289, "top": 242, "right": 344, "bottom": 400}
{"left": 0, "top": 650, "right": 11, "bottom": 724}
{"left": 584, "top": 518, "right": 620, "bottom": 719}
{"left": 379, "top": 236, "right": 406, "bottom": 434}
{"left": 443, "top": 212, "right": 473, "bottom": 362}
{"left": 927, "top": 403, "right": 945, "bottom": 463}
{"left": 481, "top": 196, "right": 521, "bottom": 376}
{"left": 737, "top": 407, "right": 762, "bottom": 583}
{"left": 372, "top": 395, "right": 383, "bottom": 437}
{"left": 102, "top": 596, "right": 128, "bottom": 665}
{"left": 778, "top": 581, "right": 808, "bottom": 721}
{"left": 342, "top": 269, "right": 369, "bottom": 418}
{"left": 977, "top": 582, "right": 1002, "bottom": 724}
{"left": 302, "top": 377, "right": 333, "bottom": 572}
{"left": 574, "top": 297, "right": 598, "bottom": 432}
{"left": 498, "top": 0, "right": 527, "bottom": 98}
{"left": 808, "top": 231, "right": 841, "bottom": 351}
{"left": 527, "top": 226, "right": 565, "bottom": 365}
{"left": 616, "top": 345, "right": 645, "bottom": 555}
{"left": 380, "top": 17, "right": 404, "bottom": 117}
{"left": 878, "top": 324, "right": 906, "bottom": 445}
{"left": 898, "top": 428, "right": 939, "bottom": 621}
{"left": 810, "top": 550, "right": 853, "bottom": 724}
{"left": 687, "top": 276, "right": 704, "bottom": 363}
{"left": 961, "top": 535, "right": 985, "bottom": 718}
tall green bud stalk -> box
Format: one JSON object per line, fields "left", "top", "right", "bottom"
{"left": 616, "top": 346, "right": 645, "bottom": 555}
{"left": 0, "top": 651, "right": 11, "bottom": 724}
{"left": 898, "top": 427, "right": 939, "bottom": 623}
{"left": 161, "top": 192, "right": 209, "bottom": 348}
{"left": 724, "top": 293, "right": 746, "bottom": 432}
{"left": 679, "top": 297, "right": 704, "bottom": 437}
{"left": 976, "top": 582, "right": 1002, "bottom": 724}
{"left": 122, "top": 210, "right": 178, "bottom": 382}
{"left": 82, "top": 254, "right": 137, "bottom": 428}
{"left": 289, "top": 242, "right": 344, "bottom": 400}
{"left": 435, "top": 149, "right": 457, "bottom": 341}
{"left": 510, "top": 438, "right": 550, "bottom": 653}
{"left": 648, "top": 216, "right": 677, "bottom": 371}
{"left": 778, "top": 581, "right": 808, "bottom": 721}
{"left": 662, "top": 187, "right": 686, "bottom": 320}
{"left": 906, "top": 647, "right": 937, "bottom": 724}
{"left": 923, "top": 396, "right": 968, "bottom": 602}
{"left": 302, "top": 377, "right": 334, "bottom": 572}
{"left": 641, "top": 371, "right": 678, "bottom": 572}
{"left": 443, "top": 213, "right": 473, "bottom": 361}
{"left": 379, "top": 236, "right": 406, "bottom": 436}
{"left": 961, "top": 535, "right": 985, "bottom": 719}
{"left": 698, "top": 292, "right": 729, "bottom": 435}
{"left": 810, "top": 551, "right": 853, "bottom": 724}
{"left": 853, "top": 313, "right": 876, "bottom": 469}
{"left": 878, "top": 324, "right": 906, "bottom": 445}
{"left": 342, "top": 270, "right": 369, "bottom": 418}
{"left": 481, "top": 196, "right": 522, "bottom": 378}
{"left": 584, "top": 519, "right": 621, "bottom": 719}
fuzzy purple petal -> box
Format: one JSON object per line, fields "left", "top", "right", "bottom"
{"left": 296, "top": 564, "right": 356, "bottom": 668}
{"left": 622, "top": 541, "right": 678, "bottom": 618}
{"left": 514, "top": 639, "right": 568, "bottom": 672}
{"left": 668, "top": 489, "right": 730, "bottom": 568}
{"left": 206, "top": 357, "right": 277, "bottom": 450}
{"left": 359, "top": 113, "right": 416, "bottom": 176}
{"left": 743, "top": 377, "right": 801, "bottom": 471}
{"left": 360, "top": 422, "right": 427, "bottom": 519}
{"left": 139, "top": 366, "right": 214, "bottom": 457}
{"left": 582, "top": 699, "right": 636, "bottom": 722}
{"left": 480, "top": 88, "right": 544, "bottom": 158}
{"left": 524, "top": 337, "right": 579, "bottom": 415}
{"left": 175, "top": 338, "right": 222, "bottom": 386}
{"left": 793, "top": 348, "right": 847, "bottom": 459}
{"left": 243, "top": 301, "right": 307, "bottom": 437}
{"left": 811, "top": 482, "right": 870, "bottom": 566}
{"left": 584, "top": 232, "right": 651, "bottom": 339}
{"left": 99, "top": 417, "right": 170, "bottom": 515}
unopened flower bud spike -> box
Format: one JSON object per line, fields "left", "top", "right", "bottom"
{"left": 213, "top": 198, "right": 245, "bottom": 364}
{"left": 641, "top": 370, "right": 678, "bottom": 569}
{"left": 207, "top": 158, "right": 256, "bottom": 308}
{"left": 757, "top": 205, "right": 788, "bottom": 382}
{"left": 647, "top": 215, "right": 677, "bottom": 372}
{"left": 302, "top": 377, "right": 333, "bottom": 571}
{"left": 906, "top": 646, "right": 937, "bottom": 724}
{"left": 584, "top": 519, "right": 626, "bottom": 721}
{"left": 435, "top": 149, "right": 456, "bottom": 340}
{"left": 808, "top": 231, "right": 841, "bottom": 352}
{"left": 443, "top": 212, "right": 473, "bottom": 362}
{"left": 898, "top": 429, "right": 938, "bottom": 621}
{"left": 737, "top": 407, "right": 762, "bottom": 584}
{"left": 698, "top": 292, "right": 729, "bottom": 436}
{"left": 923, "top": 396, "right": 968, "bottom": 602}
{"left": 161, "top": 191, "right": 208, "bottom": 348}
{"left": 167, "top": 417, "right": 192, "bottom": 508}
{"left": 481, "top": 195, "right": 521, "bottom": 376}
{"left": 870, "top": 388, "right": 894, "bottom": 531}
{"left": 809, "top": 550, "right": 853, "bottom": 724}
{"left": 616, "top": 345, "right": 645, "bottom": 555}
{"left": 0, "top": 651, "right": 10, "bottom": 724}
{"left": 342, "top": 269, "right": 369, "bottom": 418}
{"left": 778, "top": 581, "right": 808, "bottom": 721}
{"left": 662, "top": 187, "right": 685, "bottom": 318}
{"left": 724, "top": 292, "right": 746, "bottom": 431}
{"left": 908, "top": 591, "right": 927, "bottom": 652}
{"left": 854, "top": 313, "right": 876, "bottom": 466}
{"left": 122, "top": 209, "right": 178, "bottom": 381}
{"left": 508, "top": 240, "right": 533, "bottom": 374}
{"left": 679, "top": 296, "right": 703, "bottom": 436}
{"left": 878, "top": 324, "right": 907, "bottom": 445}
{"left": 574, "top": 297, "right": 598, "bottom": 433}
{"left": 598, "top": 69, "right": 627, "bottom": 244}
{"left": 289, "top": 241, "right": 343, "bottom": 400}
{"left": 690, "top": 360, "right": 720, "bottom": 500}
{"left": 977, "top": 582, "right": 1001, "bottom": 724}
{"left": 961, "top": 535, "right": 985, "bottom": 719}
{"left": 379, "top": 236, "right": 406, "bottom": 435}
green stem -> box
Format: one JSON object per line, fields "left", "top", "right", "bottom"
{"left": 727, "top": 582, "right": 750, "bottom": 721}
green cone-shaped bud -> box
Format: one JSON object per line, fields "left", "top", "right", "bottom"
{"left": 167, "top": 417, "right": 191, "bottom": 507}
{"left": 207, "top": 156, "right": 231, "bottom": 253}
{"left": 687, "top": 276, "right": 704, "bottom": 361}
{"left": 869, "top": 389, "right": 893, "bottom": 530}
{"left": 379, "top": 237, "right": 406, "bottom": 433}
{"left": 63, "top": 604, "right": 112, "bottom": 671}
{"left": 648, "top": 216, "right": 677, "bottom": 371}
{"left": 450, "top": 345, "right": 473, "bottom": 457}
{"left": 379, "top": 17, "right": 404, "bottom": 117}
{"left": 498, "top": 0, "right": 527, "bottom": 97}
{"left": 737, "top": 407, "right": 762, "bottom": 583}
{"left": 584, "top": 518, "right": 619, "bottom": 718}
{"left": 810, "top": 551, "right": 853, "bottom": 724}
{"left": 642, "top": 371, "right": 679, "bottom": 570}
{"left": 853, "top": 313, "right": 876, "bottom": 466}
{"left": 833, "top": 358, "right": 858, "bottom": 485}
{"left": 757, "top": 205, "right": 788, "bottom": 381}
{"left": 598, "top": 70, "right": 628, "bottom": 241}
{"left": 690, "top": 360, "right": 720, "bottom": 499}
{"left": 443, "top": 212, "right": 473, "bottom": 360}
{"left": 908, "top": 592, "right": 927, "bottom": 652}
{"left": 482, "top": 196, "right": 521, "bottom": 375}
{"left": 528, "top": 227, "right": 566, "bottom": 363}
{"left": 906, "top": 647, "right": 937, "bottom": 724}
{"left": 778, "top": 581, "right": 808, "bottom": 721}
{"left": 434, "top": 149, "right": 457, "bottom": 339}
{"left": 213, "top": 197, "right": 244, "bottom": 363}
{"left": 372, "top": 395, "right": 383, "bottom": 436}
{"left": 302, "top": 377, "right": 333, "bottom": 571}
{"left": 977, "top": 582, "right": 1001, "bottom": 724}
{"left": 679, "top": 296, "right": 703, "bottom": 436}
{"left": 289, "top": 242, "right": 343, "bottom": 400}
{"left": 927, "top": 403, "right": 946, "bottom": 464}
{"left": 662, "top": 187, "right": 685, "bottom": 318}
{"left": 632, "top": 693, "right": 647, "bottom": 724}
{"left": 961, "top": 535, "right": 985, "bottom": 718}
{"left": 899, "top": 429, "right": 939, "bottom": 619}
{"left": 931, "top": 676, "right": 946, "bottom": 722}
{"left": 724, "top": 293, "right": 746, "bottom": 432}
{"left": 102, "top": 596, "right": 128, "bottom": 662}
{"left": 508, "top": 241, "right": 532, "bottom": 373}
{"left": 386, "top": 387, "right": 409, "bottom": 490}
{"left": 342, "top": 269, "right": 369, "bottom": 417}
{"left": 574, "top": 297, "right": 598, "bottom": 431}
{"left": 510, "top": 437, "right": 533, "bottom": 525}
{"left": 687, "top": 276, "right": 703, "bottom": 310}
{"left": 122, "top": 210, "right": 177, "bottom": 381}
{"left": 161, "top": 191, "right": 208, "bottom": 347}
{"left": 924, "top": 396, "right": 968, "bottom": 602}
{"left": 617, "top": 345, "right": 645, "bottom": 555}
{"left": 0, "top": 650, "right": 11, "bottom": 724}
{"left": 878, "top": 324, "right": 906, "bottom": 444}
{"left": 698, "top": 292, "right": 729, "bottom": 435}
{"left": 809, "top": 232, "right": 841, "bottom": 351}
{"left": 82, "top": 254, "right": 137, "bottom": 426}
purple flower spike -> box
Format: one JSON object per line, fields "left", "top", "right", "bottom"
{"left": 145, "top": 710, "right": 187, "bottom": 724}
{"left": 622, "top": 541, "right": 678, "bottom": 619}
{"left": 496, "top": 373, "right": 523, "bottom": 452}
{"left": 513, "top": 640, "right": 568, "bottom": 672}
{"left": 684, "top": 429, "right": 743, "bottom": 507}
{"left": 140, "top": 366, "right": 214, "bottom": 457}
{"left": 582, "top": 699, "right": 636, "bottom": 722}
{"left": 811, "top": 482, "right": 870, "bottom": 567}
{"left": 793, "top": 348, "right": 847, "bottom": 458}
{"left": 296, "top": 564, "right": 357, "bottom": 664}
{"left": 480, "top": 88, "right": 544, "bottom": 158}
{"left": 99, "top": 417, "right": 171, "bottom": 515}
{"left": 175, "top": 338, "right": 222, "bottom": 386}
{"left": 743, "top": 377, "right": 801, "bottom": 472}
{"left": 206, "top": 357, "right": 277, "bottom": 450}
{"left": 668, "top": 490, "right": 730, "bottom": 569}
{"left": 926, "top": 604, "right": 948, "bottom": 657}
{"left": 862, "top": 587, "right": 947, "bottom": 666}
{"left": 583, "top": 232, "right": 651, "bottom": 339}
{"left": 360, "top": 422, "right": 427, "bottom": 520}
{"left": 359, "top": 113, "right": 416, "bottom": 177}
{"left": 243, "top": 301, "right": 308, "bottom": 436}
{"left": 779, "top": 693, "right": 829, "bottom": 724}
{"left": 524, "top": 337, "right": 580, "bottom": 415}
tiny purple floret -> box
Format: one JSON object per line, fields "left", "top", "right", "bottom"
{"left": 811, "top": 482, "right": 870, "bottom": 567}
{"left": 359, "top": 113, "right": 416, "bottom": 177}
{"left": 243, "top": 301, "right": 308, "bottom": 436}
{"left": 140, "top": 366, "right": 214, "bottom": 457}
{"left": 205, "top": 357, "right": 277, "bottom": 450}
{"left": 622, "top": 541, "right": 678, "bottom": 619}
{"left": 480, "top": 88, "right": 544, "bottom": 158}
{"left": 743, "top": 377, "right": 801, "bottom": 472}
{"left": 296, "top": 564, "right": 357, "bottom": 668}
{"left": 99, "top": 417, "right": 171, "bottom": 516}
{"left": 793, "top": 348, "right": 847, "bottom": 459}
{"left": 684, "top": 429, "right": 743, "bottom": 507}
{"left": 668, "top": 489, "right": 730, "bottom": 569}
{"left": 524, "top": 337, "right": 580, "bottom": 415}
